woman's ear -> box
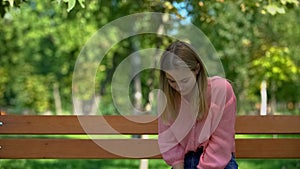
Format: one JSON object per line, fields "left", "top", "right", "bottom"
{"left": 195, "top": 63, "right": 201, "bottom": 75}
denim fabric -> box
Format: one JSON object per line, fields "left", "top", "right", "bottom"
{"left": 171, "top": 148, "right": 238, "bottom": 169}
{"left": 224, "top": 154, "right": 238, "bottom": 169}
{"left": 183, "top": 147, "right": 203, "bottom": 169}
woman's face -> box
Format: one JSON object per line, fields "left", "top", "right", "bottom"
{"left": 166, "top": 69, "right": 198, "bottom": 96}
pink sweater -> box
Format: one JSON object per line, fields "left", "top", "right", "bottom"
{"left": 158, "top": 76, "right": 236, "bottom": 169}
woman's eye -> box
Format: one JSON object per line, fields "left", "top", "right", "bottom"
{"left": 168, "top": 79, "right": 176, "bottom": 83}
{"left": 181, "top": 79, "right": 189, "bottom": 83}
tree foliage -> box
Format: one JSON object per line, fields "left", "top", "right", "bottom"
{"left": 0, "top": 0, "right": 299, "bottom": 115}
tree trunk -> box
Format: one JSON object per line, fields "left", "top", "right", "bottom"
{"left": 260, "top": 80, "right": 267, "bottom": 115}
{"left": 53, "top": 83, "right": 62, "bottom": 115}
{"left": 270, "top": 81, "right": 277, "bottom": 114}
{"left": 136, "top": 12, "right": 169, "bottom": 169}
{"left": 73, "top": 97, "right": 99, "bottom": 115}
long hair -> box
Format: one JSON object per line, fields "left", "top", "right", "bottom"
{"left": 159, "top": 41, "right": 208, "bottom": 123}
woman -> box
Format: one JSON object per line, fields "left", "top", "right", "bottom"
{"left": 158, "top": 41, "right": 238, "bottom": 169}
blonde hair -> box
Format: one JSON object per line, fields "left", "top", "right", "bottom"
{"left": 159, "top": 41, "right": 208, "bottom": 123}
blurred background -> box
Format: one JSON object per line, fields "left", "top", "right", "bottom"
{"left": 0, "top": 0, "right": 299, "bottom": 168}
{"left": 0, "top": 0, "right": 299, "bottom": 116}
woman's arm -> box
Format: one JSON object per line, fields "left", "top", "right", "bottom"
{"left": 198, "top": 80, "right": 236, "bottom": 169}
{"left": 158, "top": 118, "right": 185, "bottom": 167}
{"left": 172, "top": 163, "right": 184, "bottom": 169}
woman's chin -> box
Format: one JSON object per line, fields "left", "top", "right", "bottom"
{"left": 179, "top": 90, "right": 192, "bottom": 97}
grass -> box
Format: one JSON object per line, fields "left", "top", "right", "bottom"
{"left": 237, "top": 159, "right": 300, "bottom": 169}
{"left": 0, "top": 159, "right": 167, "bottom": 169}
{"left": 0, "top": 159, "right": 299, "bottom": 169}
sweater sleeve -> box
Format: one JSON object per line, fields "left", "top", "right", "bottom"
{"left": 198, "top": 80, "right": 236, "bottom": 169}
{"left": 158, "top": 117, "right": 185, "bottom": 166}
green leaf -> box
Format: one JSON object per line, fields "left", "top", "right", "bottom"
{"left": 280, "top": 0, "right": 299, "bottom": 6}
{"left": 277, "top": 7, "right": 286, "bottom": 14}
{"left": 265, "top": 5, "right": 278, "bottom": 15}
{"left": 265, "top": 4, "right": 286, "bottom": 15}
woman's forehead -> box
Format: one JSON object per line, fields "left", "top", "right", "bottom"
{"left": 165, "top": 69, "right": 194, "bottom": 80}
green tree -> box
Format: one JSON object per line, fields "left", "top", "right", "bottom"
{"left": 0, "top": 0, "right": 299, "bottom": 116}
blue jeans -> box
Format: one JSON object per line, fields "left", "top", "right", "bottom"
{"left": 172, "top": 147, "right": 238, "bottom": 169}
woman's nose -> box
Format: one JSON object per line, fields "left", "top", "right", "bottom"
{"left": 176, "top": 83, "right": 185, "bottom": 92}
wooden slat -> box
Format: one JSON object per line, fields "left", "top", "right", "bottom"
{"left": 235, "top": 115, "right": 300, "bottom": 134}
{"left": 0, "top": 138, "right": 299, "bottom": 159}
{"left": 0, "top": 115, "right": 300, "bottom": 134}
{"left": 0, "top": 115, "right": 158, "bottom": 135}
{"left": 235, "top": 138, "right": 300, "bottom": 158}
{"left": 1, "top": 115, "right": 299, "bottom": 159}
{"left": 0, "top": 139, "right": 161, "bottom": 159}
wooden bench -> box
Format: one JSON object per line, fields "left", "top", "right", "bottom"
{"left": 0, "top": 115, "right": 299, "bottom": 159}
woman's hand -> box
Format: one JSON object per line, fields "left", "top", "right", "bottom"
{"left": 172, "top": 163, "right": 184, "bottom": 169}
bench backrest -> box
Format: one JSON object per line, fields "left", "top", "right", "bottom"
{"left": 0, "top": 115, "right": 299, "bottom": 159}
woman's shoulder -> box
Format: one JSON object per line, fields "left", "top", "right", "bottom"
{"left": 209, "top": 76, "right": 232, "bottom": 86}
{"left": 208, "top": 76, "right": 234, "bottom": 94}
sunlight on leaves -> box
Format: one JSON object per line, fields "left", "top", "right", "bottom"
{"left": 3, "top": 0, "right": 14, "bottom": 7}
